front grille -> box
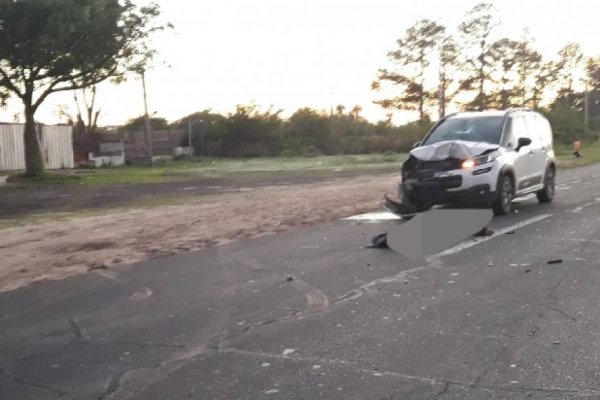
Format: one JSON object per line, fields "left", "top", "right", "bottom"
{"left": 417, "top": 159, "right": 460, "bottom": 171}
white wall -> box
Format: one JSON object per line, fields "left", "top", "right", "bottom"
{"left": 0, "top": 124, "right": 73, "bottom": 170}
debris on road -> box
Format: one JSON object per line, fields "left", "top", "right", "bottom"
{"left": 286, "top": 276, "right": 294, "bottom": 282}
{"left": 282, "top": 348, "right": 296, "bottom": 356}
{"left": 383, "top": 194, "right": 416, "bottom": 216}
{"left": 505, "top": 230, "right": 516, "bottom": 235}
{"left": 368, "top": 233, "right": 389, "bottom": 249}
{"left": 474, "top": 227, "right": 494, "bottom": 237}
{"left": 547, "top": 259, "right": 563, "bottom": 265}
{"left": 524, "top": 269, "right": 532, "bottom": 273}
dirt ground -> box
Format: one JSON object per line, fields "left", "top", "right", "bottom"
{"left": 0, "top": 174, "right": 399, "bottom": 293}
{"left": 0, "top": 168, "right": 397, "bottom": 219}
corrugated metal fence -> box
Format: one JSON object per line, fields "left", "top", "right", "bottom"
{"left": 0, "top": 124, "right": 74, "bottom": 170}
{"left": 0, "top": 124, "right": 25, "bottom": 171}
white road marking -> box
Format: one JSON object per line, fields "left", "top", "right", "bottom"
{"left": 571, "top": 197, "right": 600, "bottom": 213}
{"left": 344, "top": 211, "right": 401, "bottom": 221}
{"left": 429, "top": 214, "right": 553, "bottom": 259}
{"left": 336, "top": 214, "right": 553, "bottom": 304}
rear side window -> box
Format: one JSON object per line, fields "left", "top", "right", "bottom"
{"left": 536, "top": 116, "right": 553, "bottom": 145}
{"left": 510, "top": 116, "right": 529, "bottom": 142}
{"left": 523, "top": 114, "right": 553, "bottom": 146}
{"left": 525, "top": 115, "right": 542, "bottom": 143}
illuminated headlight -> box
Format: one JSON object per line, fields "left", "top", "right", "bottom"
{"left": 461, "top": 152, "right": 497, "bottom": 169}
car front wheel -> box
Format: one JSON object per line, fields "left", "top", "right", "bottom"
{"left": 492, "top": 174, "right": 514, "bottom": 215}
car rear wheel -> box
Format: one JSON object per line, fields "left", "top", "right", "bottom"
{"left": 536, "top": 166, "right": 555, "bottom": 203}
{"left": 492, "top": 174, "right": 514, "bottom": 215}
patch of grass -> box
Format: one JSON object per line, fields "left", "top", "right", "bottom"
{"left": 3, "top": 153, "right": 407, "bottom": 186}
{"left": 555, "top": 140, "right": 600, "bottom": 168}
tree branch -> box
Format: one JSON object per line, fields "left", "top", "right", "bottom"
{"left": 0, "top": 67, "right": 24, "bottom": 99}
{"left": 32, "top": 64, "right": 117, "bottom": 110}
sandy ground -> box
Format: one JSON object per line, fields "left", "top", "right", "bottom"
{"left": 0, "top": 174, "right": 398, "bottom": 293}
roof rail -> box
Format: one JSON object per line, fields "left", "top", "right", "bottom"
{"left": 506, "top": 108, "right": 531, "bottom": 114}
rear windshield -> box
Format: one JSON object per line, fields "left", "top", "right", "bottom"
{"left": 422, "top": 116, "right": 504, "bottom": 145}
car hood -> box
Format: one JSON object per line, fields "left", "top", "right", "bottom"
{"left": 410, "top": 140, "right": 499, "bottom": 161}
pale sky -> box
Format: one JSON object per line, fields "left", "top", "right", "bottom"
{"left": 2, "top": 0, "right": 600, "bottom": 126}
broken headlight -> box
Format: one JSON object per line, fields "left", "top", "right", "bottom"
{"left": 461, "top": 152, "right": 497, "bottom": 169}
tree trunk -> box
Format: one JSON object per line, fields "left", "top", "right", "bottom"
{"left": 479, "top": 68, "right": 485, "bottom": 111}
{"left": 439, "top": 71, "right": 446, "bottom": 119}
{"left": 478, "top": 41, "right": 485, "bottom": 111}
{"left": 23, "top": 103, "right": 45, "bottom": 177}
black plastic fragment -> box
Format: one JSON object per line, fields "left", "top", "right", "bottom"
{"left": 474, "top": 227, "right": 494, "bottom": 237}
{"left": 368, "top": 233, "right": 389, "bottom": 249}
{"left": 547, "top": 259, "right": 563, "bottom": 265}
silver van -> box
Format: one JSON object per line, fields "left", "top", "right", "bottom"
{"left": 399, "top": 109, "right": 556, "bottom": 215}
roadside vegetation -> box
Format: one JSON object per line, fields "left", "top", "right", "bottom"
{"left": 4, "top": 153, "right": 407, "bottom": 185}
{"left": 4, "top": 140, "right": 597, "bottom": 187}
{"left": 555, "top": 140, "right": 600, "bottom": 168}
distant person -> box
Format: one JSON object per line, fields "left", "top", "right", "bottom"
{"left": 573, "top": 139, "right": 582, "bottom": 158}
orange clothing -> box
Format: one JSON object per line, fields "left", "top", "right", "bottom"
{"left": 574, "top": 140, "right": 582, "bottom": 152}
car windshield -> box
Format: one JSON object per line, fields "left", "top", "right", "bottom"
{"left": 422, "top": 116, "right": 504, "bottom": 145}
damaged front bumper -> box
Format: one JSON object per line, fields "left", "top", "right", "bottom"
{"left": 399, "top": 157, "right": 496, "bottom": 211}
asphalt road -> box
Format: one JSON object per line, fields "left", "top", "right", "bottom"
{"left": 2, "top": 164, "right": 600, "bottom": 400}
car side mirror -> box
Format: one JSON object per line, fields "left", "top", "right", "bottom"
{"left": 412, "top": 141, "right": 421, "bottom": 149}
{"left": 515, "top": 137, "right": 531, "bottom": 152}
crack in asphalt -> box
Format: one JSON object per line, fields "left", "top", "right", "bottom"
{"left": 220, "top": 347, "right": 441, "bottom": 385}
{"left": 98, "top": 371, "right": 124, "bottom": 400}
{"left": 547, "top": 274, "right": 564, "bottom": 301}
{"left": 218, "top": 347, "right": 600, "bottom": 397}
{"left": 433, "top": 381, "right": 451, "bottom": 398}
{"left": 539, "top": 304, "right": 577, "bottom": 322}
{"left": 471, "top": 345, "right": 508, "bottom": 387}
{"left": 68, "top": 318, "right": 83, "bottom": 342}
{"left": 93, "top": 339, "right": 187, "bottom": 349}
{"left": 101, "top": 275, "right": 332, "bottom": 399}
{"left": 334, "top": 264, "right": 442, "bottom": 305}
{"left": 0, "top": 366, "right": 68, "bottom": 397}
{"left": 289, "top": 277, "right": 330, "bottom": 315}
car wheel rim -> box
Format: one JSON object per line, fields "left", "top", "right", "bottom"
{"left": 546, "top": 169, "right": 555, "bottom": 197}
{"left": 502, "top": 178, "right": 512, "bottom": 211}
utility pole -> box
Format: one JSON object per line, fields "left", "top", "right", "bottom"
{"left": 584, "top": 84, "right": 590, "bottom": 132}
{"left": 438, "top": 69, "right": 445, "bottom": 119}
{"left": 141, "top": 70, "right": 154, "bottom": 166}
{"left": 188, "top": 118, "right": 193, "bottom": 156}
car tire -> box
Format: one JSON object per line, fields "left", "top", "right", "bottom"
{"left": 492, "top": 173, "right": 514, "bottom": 215}
{"left": 536, "top": 166, "right": 555, "bottom": 203}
